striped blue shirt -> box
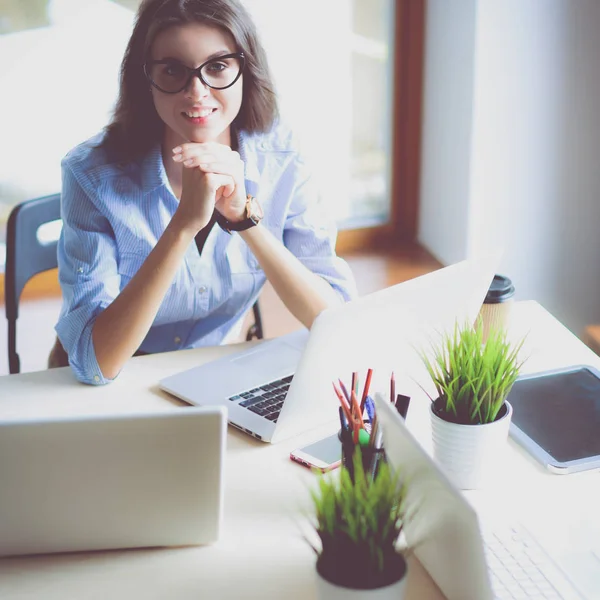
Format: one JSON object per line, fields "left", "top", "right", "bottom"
{"left": 56, "top": 123, "right": 357, "bottom": 385}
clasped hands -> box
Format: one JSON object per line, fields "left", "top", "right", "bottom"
{"left": 172, "top": 142, "right": 247, "bottom": 233}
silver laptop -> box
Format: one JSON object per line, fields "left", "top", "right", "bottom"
{"left": 374, "top": 394, "right": 600, "bottom": 600}
{"left": 159, "top": 256, "right": 499, "bottom": 444}
{"left": 0, "top": 407, "right": 226, "bottom": 557}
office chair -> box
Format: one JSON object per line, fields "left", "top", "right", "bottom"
{"left": 5, "top": 194, "right": 61, "bottom": 374}
{"left": 5, "top": 193, "right": 263, "bottom": 374}
{"left": 246, "top": 301, "right": 264, "bottom": 341}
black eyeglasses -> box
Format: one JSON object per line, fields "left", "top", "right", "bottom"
{"left": 144, "top": 52, "right": 245, "bottom": 94}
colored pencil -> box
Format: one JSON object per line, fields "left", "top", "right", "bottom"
{"left": 360, "top": 368, "right": 373, "bottom": 412}
{"left": 338, "top": 379, "right": 351, "bottom": 404}
{"left": 332, "top": 382, "right": 352, "bottom": 423}
{"left": 350, "top": 389, "right": 362, "bottom": 422}
{"left": 351, "top": 372, "right": 359, "bottom": 397}
{"left": 350, "top": 389, "right": 363, "bottom": 444}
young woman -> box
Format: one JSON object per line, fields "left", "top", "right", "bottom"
{"left": 54, "top": 0, "right": 356, "bottom": 385}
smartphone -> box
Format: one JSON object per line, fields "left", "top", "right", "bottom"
{"left": 290, "top": 434, "right": 341, "bottom": 472}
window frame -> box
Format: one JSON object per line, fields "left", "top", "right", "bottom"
{"left": 337, "top": 0, "right": 425, "bottom": 254}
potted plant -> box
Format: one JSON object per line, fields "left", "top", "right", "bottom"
{"left": 419, "top": 319, "right": 526, "bottom": 490}
{"left": 306, "top": 449, "right": 409, "bottom": 599}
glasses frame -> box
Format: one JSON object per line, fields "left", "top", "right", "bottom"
{"left": 144, "top": 52, "right": 245, "bottom": 94}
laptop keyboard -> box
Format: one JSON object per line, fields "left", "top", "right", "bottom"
{"left": 483, "top": 524, "right": 581, "bottom": 599}
{"left": 227, "top": 375, "right": 294, "bottom": 423}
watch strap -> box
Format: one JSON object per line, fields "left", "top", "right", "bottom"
{"left": 216, "top": 195, "right": 263, "bottom": 233}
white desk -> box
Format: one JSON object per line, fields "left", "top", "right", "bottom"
{"left": 0, "top": 302, "right": 599, "bottom": 599}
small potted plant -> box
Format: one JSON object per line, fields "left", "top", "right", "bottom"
{"left": 306, "top": 449, "right": 409, "bottom": 599}
{"left": 419, "top": 319, "right": 526, "bottom": 490}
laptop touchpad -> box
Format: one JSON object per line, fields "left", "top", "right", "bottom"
{"left": 231, "top": 343, "right": 300, "bottom": 375}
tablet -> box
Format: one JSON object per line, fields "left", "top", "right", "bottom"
{"left": 508, "top": 365, "right": 600, "bottom": 474}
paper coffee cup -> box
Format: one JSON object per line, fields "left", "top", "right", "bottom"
{"left": 478, "top": 275, "right": 515, "bottom": 342}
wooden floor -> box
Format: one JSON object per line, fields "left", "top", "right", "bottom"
{"left": 0, "top": 244, "right": 442, "bottom": 377}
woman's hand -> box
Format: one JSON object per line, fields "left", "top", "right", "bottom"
{"left": 173, "top": 142, "right": 247, "bottom": 224}
{"left": 174, "top": 166, "right": 231, "bottom": 234}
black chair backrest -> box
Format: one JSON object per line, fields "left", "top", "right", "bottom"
{"left": 247, "top": 301, "right": 264, "bottom": 341}
{"left": 5, "top": 193, "right": 61, "bottom": 374}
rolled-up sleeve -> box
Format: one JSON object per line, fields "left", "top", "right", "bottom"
{"left": 55, "top": 162, "right": 121, "bottom": 385}
{"left": 282, "top": 156, "right": 357, "bottom": 302}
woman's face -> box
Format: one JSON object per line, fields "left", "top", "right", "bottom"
{"left": 149, "top": 22, "right": 243, "bottom": 147}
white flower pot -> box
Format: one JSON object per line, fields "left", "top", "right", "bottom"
{"left": 430, "top": 401, "right": 513, "bottom": 490}
{"left": 315, "top": 570, "right": 407, "bottom": 600}
{"left": 315, "top": 554, "right": 407, "bottom": 600}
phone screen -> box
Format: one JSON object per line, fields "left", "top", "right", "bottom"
{"left": 294, "top": 434, "right": 341, "bottom": 465}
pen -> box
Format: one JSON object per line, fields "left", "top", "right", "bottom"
{"left": 338, "top": 406, "right": 348, "bottom": 432}
{"left": 395, "top": 394, "right": 411, "bottom": 420}
{"left": 364, "top": 396, "right": 375, "bottom": 425}
{"left": 390, "top": 371, "right": 396, "bottom": 404}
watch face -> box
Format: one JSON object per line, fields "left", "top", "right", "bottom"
{"left": 247, "top": 196, "right": 263, "bottom": 224}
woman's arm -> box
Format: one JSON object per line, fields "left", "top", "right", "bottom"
{"left": 90, "top": 218, "right": 195, "bottom": 379}
{"left": 91, "top": 166, "right": 234, "bottom": 380}
{"left": 239, "top": 224, "right": 341, "bottom": 328}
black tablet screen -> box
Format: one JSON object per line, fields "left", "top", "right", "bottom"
{"left": 508, "top": 367, "right": 600, "bottom": 462}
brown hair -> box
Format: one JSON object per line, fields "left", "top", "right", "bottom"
{"left": 101, "top": 0, "right": 278, "bottom": 161}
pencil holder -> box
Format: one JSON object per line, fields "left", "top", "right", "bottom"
{"left": 338, "top": 429, "right": 386, "bottom": 482}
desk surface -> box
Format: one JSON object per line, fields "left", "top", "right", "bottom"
{"left": 1, "top": 301, "right": 599, "bottom": 599}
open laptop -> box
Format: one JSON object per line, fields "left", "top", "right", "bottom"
{"left": 374, "top": 394, "right": 600, "bottom": 600}
{"left": 0, "top": 407, "right": 226, "bottom": 557}
{"left": 160, "top": 256, "right": 499, "bottom": 444}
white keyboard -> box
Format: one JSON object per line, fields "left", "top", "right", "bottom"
{"left": 483, "top": 524, "right": 583, "bottom": 599}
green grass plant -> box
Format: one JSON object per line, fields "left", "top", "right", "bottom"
{"left": 420, "top": 320, "right": 526, "bottom": 425}
{"left": 307, "top": 449, "right": 408, "bottom": 589}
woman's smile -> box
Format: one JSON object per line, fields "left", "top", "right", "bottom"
{"left": 182, "top": 106, "right": 218, "bottom": 124}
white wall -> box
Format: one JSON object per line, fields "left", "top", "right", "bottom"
{"left": 418, "top": 0, "right": 478, "bottom": 265}
{"left": 419, "top": 0, "right": 600, "bottom": 335}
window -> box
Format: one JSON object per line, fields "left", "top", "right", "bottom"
{"left": 0, "top": 0, "right": 396, "bottom": 271}
{"left": 245, "top": 0, "right": 395, "bottom": 228}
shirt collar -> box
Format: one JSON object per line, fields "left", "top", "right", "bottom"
{"left": 141, "top": 142, "right": 168, "bottom": 196}
{"left": 236, "top": 129, "right": 261, "bottom": 195}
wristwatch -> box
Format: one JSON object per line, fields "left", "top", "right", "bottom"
{"left": 216, "top": 195, "right": 263, "bottom": 233}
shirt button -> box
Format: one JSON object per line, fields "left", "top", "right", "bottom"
{"left": 199, "top": 286, "right": 207, "bottom": 293}
{"left": 94, "top": 375, "right": 100, "bottom": 382}
{"left": 174, "top": 336, "right": 181, "bottom": 344}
